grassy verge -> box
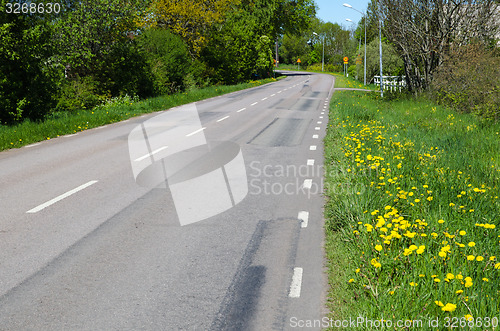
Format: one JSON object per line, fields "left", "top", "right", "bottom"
{"left": 324, "top": 91, "right": 500, "bottom": 329}
{"left": 0, "top": 77, "right": 281, "bottom": 152}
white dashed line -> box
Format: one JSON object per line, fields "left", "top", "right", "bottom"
{"left": 186, "top": 127, "right": 206, "bottom": 137}
{"left": 312, "top": 135, "right": 319, "bottom": 139}
{"left": 298, "top": 211, "right": 309, "bottom": 228}
{"left": 271, "top": 94, "right": 276, "bottom": 97}
{"left": 24, "top": 143, "right": 41, "bottom": 148}
{"left": 317, "top": 121, "right": 322, "bottom": 124}
{"left": 261, "top": 97, "right": 268, "bottom": 101}
{"left": 278, "top": 91, "right": 282, "bottom": 94}
{"left": 319, "top": 116, "right": 323, "bottom": 119}
{"left": 303, "top": 179, "right": 313, "bottom": 189}
{"left": 315, "top": 127, "right": 320, "bottom": 131}
{"left": 237, "top": 108, "right": 246, "bottom": 112}
{"left": 134, "top": 146, "right": 168, "bottom": 162}
{"left": 251, "top": 102, "right": 258, "bottom": 106}
{"left": 217, "top": 116, "right": 230, "bottom": 122}
{"left": 307, "top": 159, "right": 315, "bottom": 166}
{"left": 310, "top": 145, "right": 317, "bottom": 151}
{"left": 289, "top": 267, "right": 303, "bottom": 298}
{"left": 26, "top": 180, "right": 99, "bottom": 214}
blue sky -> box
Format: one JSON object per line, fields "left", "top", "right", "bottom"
{"left": 315, "top": 0, "right": 370, "bottom": 27}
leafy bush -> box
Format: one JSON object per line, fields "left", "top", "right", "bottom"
{"left": 96, "top": 40, "right": 154, "bottom": 98}
{"left": 56, "top": 76, "right": 107, "bottom": 112}
{"left": 0, "top": 7, "right": 58, "bottom": 124}
{"left": 431, "top": 44, "right": 500, "bottom": 120}
{"left": 138, "top": 29, "right": 191, "bottom": 95}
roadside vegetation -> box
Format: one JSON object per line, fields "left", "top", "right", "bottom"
{"left": 324, "top": 90, "right": 499, "bottom": 328}
{"left": 1, "top": 0, "right": 316, "bottom": 126}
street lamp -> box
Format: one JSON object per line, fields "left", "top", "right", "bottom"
{"left": 312, "top": 31, "right": 324, "bottom": 72}
{"left": 346, "top": 19, "right": 361, "bottom": 60}
{"left": 343, "top": 3, "right": 367, "bottom": 86}
{"left": 377, "top": 1, "right": 384, "bottom": 97}
{"left": 346, "top": 19, "right": 361, "bottom": 80}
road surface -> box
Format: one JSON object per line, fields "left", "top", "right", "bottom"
{"left": 0, "top": 71, "right": 335, "bottom": 330}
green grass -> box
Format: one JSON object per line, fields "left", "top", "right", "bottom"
{"left": 324, "top": 91, "right": 500, "bottom": 329}
{"left": 0, "top": 78, "right": 281, "bottom": 151}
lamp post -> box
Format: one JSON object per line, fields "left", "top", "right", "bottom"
{"left": 346, "top": 19, "right": 361, "bottom": 80}
{"left": 345, "top": 19, "right": 361, "bottom": 53}
{"left": 312, "top": 32, "right": 324, "bottom": 72}
{"left": 377, "top": 0, "right": 384, "bottom": 97}
{"left": 343, "top": 3, "right": 367, "bottom": 86}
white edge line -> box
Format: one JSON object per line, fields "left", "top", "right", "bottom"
{"left": 134, "top": 146, "right": 168, "bottom": 162}
{"left": 26, "top": 180, "right": 98, "bottom": 213}
{"left": 217, "top": 115, "right": 230, "bottom": 122}
{"left": 289, "top": 267, "right": 303, "bottom": 298}
{"left": 237, "top": 108, "right": 246, "bottom": 113}
{"left": 186, "top": 127, "right": 206, "bottom": 137}
{"left": 298, "top": 211, "right": 309, "bottom": 228}
{"left": 303, "top": 179, "right": 313, "bottom": 189}
{"left": 25, "top": 143, "right": 41, "bottom": 148}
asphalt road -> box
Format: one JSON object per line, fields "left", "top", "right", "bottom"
{"left": 0, "top": 71, "right": 335, "bottom": 330}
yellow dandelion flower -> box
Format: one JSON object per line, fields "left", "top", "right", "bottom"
{"left": 441, "top": 303, "right": 457, "bottom": 312}
{"left": 375, "top": 245, "right": 383, "bottom": 252}
{"left": 467, "top": 255, "right": 475, "bottom": 261}
{"left": 476, "top": 256, "right": 484, "bottom": 261}
{"left": 468, "top": 242, "right": 475, "bottom": 247}
{"left": 456, "top": 290, "right": 463, "bottom": 294}
{"left": 459, "top": 230, "right": 466, "bottom": 236}
{"left": 464, "top": 315, "right": 473, "bottom": 321}
{"left": 434, "top": 301, "right": 444, "bottom": 306}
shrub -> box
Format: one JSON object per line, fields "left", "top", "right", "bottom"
{"left": 56, "top": 76, "right": 107, "bottom": 112}
{"left": 0, "top": 8, "right": 58, "bottom": 124}
{"left": 138, "top": 29, "right": 191, "bottom": 95}
{"left": 431, "top": 43, "right": 500, "bottom": 120}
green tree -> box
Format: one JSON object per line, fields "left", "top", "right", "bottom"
{"left": 358, "top": 40, "right": 403, "bottom": 83}
{"left": 0, "top": 1, "right": 58, "bottom": 123}
{"left": 138, "top": 28, "right": 190, "bottom": 94}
